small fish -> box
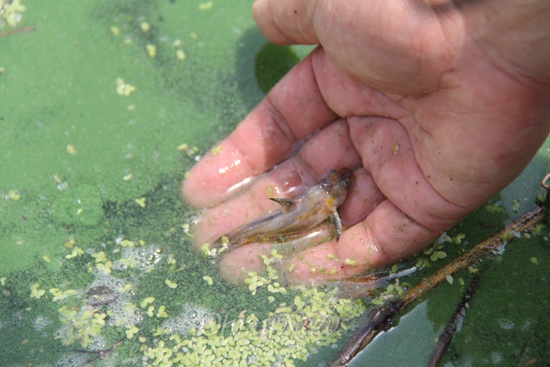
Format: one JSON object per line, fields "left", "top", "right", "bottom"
{"left": 212, "top": 168, "right": 353, "bottom": 253}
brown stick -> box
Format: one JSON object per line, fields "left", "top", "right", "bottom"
{"left": 427, "top": 276, "right": 481, "bottom": 367}
{"left": 400, "top": 204, "right": 544, "bottom": 309}
{"left": 0, "top": 25, "right": 35, "bottom": 37}
{"left": 330, "top": 203, "right": 545, "bottom": 367}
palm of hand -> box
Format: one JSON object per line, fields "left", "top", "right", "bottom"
{"left": 182, "top": 7, "right": 548, "bottom": 283}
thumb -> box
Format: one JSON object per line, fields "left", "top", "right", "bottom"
{"left": 253, "top": 0, "right": 319, "bottom": 44}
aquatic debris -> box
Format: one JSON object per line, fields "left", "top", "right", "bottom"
{"left": 329, "top": 203, "right": 546, "bottom": 366}
{"left": 115, "top": 78, "right": 136, "bottom": 96}
{"left": 428, "top": 276, "right": 481, "bottom": 367}
{"left": 148, "top": 289, "right": 365, "bottom": 367}
{"left": 162, "top": 302, "right": 215, "bottom": 336}
{"left": 0, "top": 0, "right": 26, "bottom": 28}
{"left": 112, "top": 245, "right": 163, "bottom": 272}
{"left": 86, "top": 285, "right": 117, "bottom": 307}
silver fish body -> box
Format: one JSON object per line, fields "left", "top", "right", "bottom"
{"left": 212, "top": 168, "right": 353, "bottom": 252}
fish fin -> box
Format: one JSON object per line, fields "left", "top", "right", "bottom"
{"left": 269, "top": 197, "right": 296, "bottom": 211}
{"left": 330, "top": 211, "right": 343, "bottom": 241}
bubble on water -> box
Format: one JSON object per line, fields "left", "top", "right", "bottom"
{"left": 497, "top": 318, "right": 515, "bottom": 330}
{"left": 87, "top": 272, "right": 139, "bottom": 328}
{"left": 34, "top": 315, "right": 52, "bottom": 331}
{"left": 112, "top": 245, "right": 163, "bottom": 273}
{"left": 490, "top": 351, "right": 502, "bottom": 364}
{"left": 162, "top": 303, "right": 215, "bottom": 336}
{"left": 56, "top": 352, "right": 89, "bottom": 367}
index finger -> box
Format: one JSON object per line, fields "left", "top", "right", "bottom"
{"left": 182, "top": 48, "right": 337, "bottom": 208}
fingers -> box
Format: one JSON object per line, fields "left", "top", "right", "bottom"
{"left": 280, "top": 200, "right": 439, "bottom": 283}
{"left": 182, "top": 51, "right": 337, "bottom": 208}
{"left": 218, "top": 200, "right": 439, "bottom": 284}
{"left": 191, "top": 120, "right": 362, "bottom": 245}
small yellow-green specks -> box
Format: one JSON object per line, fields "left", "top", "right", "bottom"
{"left": 7, "top": 189, "right": 21, "bottom": 200}
{"left": 146, "top": 44, "right": 157, "bottom": 58}
{"left": 485, "top": 204, "right": 505, "bottom": 214}
{"left": 147, "top": 306, "right": 155, "bottom": 317}
{"left": 126, "top": 325, "right": 140, "bottom": 339}
{"left": 329, "top": 268, "right": 338, "bottom": 275}
{"left": 502, "top": 232, "right": 515, "bottom": 241}
{"left": 270, "top": 249, "right": 283, "bottom": 259}
{"left": 203, "top": 275, "right": 214, "bottom": 286}
{"left": 210, "top": 145, "right": 223, "bottom": 155}
{"left": 123, "top": 174, "right": 133, "bottom": 181}
{"left": 42, "top": 255, "right": 51, "bottom": 263}
{"left": 110, "top": 26, "right": 120, "bottom": 36}
{"left": 49, "top": 288, "right": 77, "bottom": 302}
{"left": 288, "top": 263, "right": 296, "bottom": 272}
{"left": 135, "top": 197, "right": 147, "bottom": 208}
{"left": 445, "top": 233, "right": 466, "bottom": 245}
{"left": 176, "top": 49, "right": 186, "bottom": 61}
{"left": 344, "top": 258, "right": 358, "bottom": 266}
{"left": 66, "top": 144, "right": 76, "bottom": 155}
{"left": 165, "top": 279, "right": 178, "bottom": 289}
{"left": 446, "top": 274, "right": 454, "bottom": 284}
{"left": 120, "top": 239, "right": 136, "bottom": 247}
{"left": 64, "top": 236, "right": 76, "bottom": 248}
{"left": 190, "top": 32, "right": 198, "bottom": 39}
{"left": 140, "top": 21, "right": 151, "bottom": 33}
{"left": 0, "top": 0, "right": 26, "bottom": 27}
{"left": 65, "top": 246, "right": 84, "bottom": 259}
{"left": 157, "top": 305, "right": 168, "bottom": 318}
{"left": 30, "top": 283, "right": 46, "bottom": 299}
{"left": 92, "top": 251, "right": 108, "bottom": 263}
{"left": 430, "top": 251, "right": 447, "bottom": 261}
{"left": 120, "top": 283, "right": 132, "bottom": 293}
{"left": 0, "top": 277, "right": 6, "bottom": 286}
{"left": 200, "top": 243, "right": 218, "bottom": 257}
{"left": 530, "top": 257, "right": 539, "bottom": 265}
{"left": 116, "top": 78, "right": 136, "bottom": 96}
{"left": 198, "top": 1, "right": 213, "bottom": 10}
{"left": 141, "top": 296, "right": 156, "bottom": 308}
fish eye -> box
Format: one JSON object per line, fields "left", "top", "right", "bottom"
{"left": 342, "top": 178, "right": 350, "bottom": 188}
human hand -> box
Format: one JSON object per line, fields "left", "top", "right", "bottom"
{"left": 182, "top": 0, "right": 550, "bottom": 283}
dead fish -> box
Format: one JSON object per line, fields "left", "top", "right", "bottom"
{"left": 211, "top": 168, "right": 353, "bottom": 253}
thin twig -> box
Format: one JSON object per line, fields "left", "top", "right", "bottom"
{"left": 427, "top": 275, "right": 481, "bottom": 367}
{"left": 0, "top": 25, "right": 35, "bottom": 37}
{"left": 330, "top": 202, "right": 546, "bottom": 367}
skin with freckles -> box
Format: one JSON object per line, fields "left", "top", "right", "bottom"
{"left": 182, "top": 0, "right": 550, "bottom": 284}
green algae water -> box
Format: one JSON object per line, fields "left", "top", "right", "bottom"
{"left": 1, "top": 1, "right": 550, "bottom": 367}
{"left": 0, "top": 1, "right": 366, "bottom": 366}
